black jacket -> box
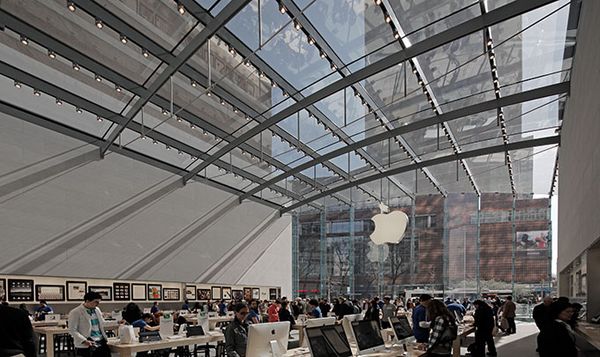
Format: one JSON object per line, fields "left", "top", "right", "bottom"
{"left": 532, "top": 303, "right": 552, "bottom": 330}
{"left": 224, "top": 317, "right": 248, "bottom": 357}
{"left": 278, "top": 308, "right": 296, "bottom": 328}
{"left": 538, "top": 320, "right": 577, "bottom": 357}
{"left": 0, "top": 305, "right": 36, "bottom": 357}
{"left": 474, "top": 304, "right": 495, "bottom": 333}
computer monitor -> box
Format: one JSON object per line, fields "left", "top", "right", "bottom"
{"left": 351, "top": 320, "right": 386, "bottom": 355}
{"left": 341, "top": 313, "right": 362, "bottom": 344}
{"left": 389, "top": 315, "right": 413, "bottom": 341}
{"left": 305, "top": 325, "right": 352, "bottom": 357}
{"left": 246, "top": 321, "right": 290, "bottom": 357}
{"left": 304, "top": 316, "right": 336, "bottom": 328}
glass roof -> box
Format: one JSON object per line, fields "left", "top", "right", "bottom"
{"left": 0, "top": 0, "right": 577, "bottom": 211}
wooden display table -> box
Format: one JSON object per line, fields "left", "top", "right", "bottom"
{"left": 107, "top": 332, "right": 224, "bottom": 357}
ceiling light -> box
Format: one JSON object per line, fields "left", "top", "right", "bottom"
{"left": 330, "top": 62, "right": 337, "bottom": 71}
{"left": 165, "top": 145, "right": 171, "bottom": 150}
{"left": 233, "top": 107, "right": 238, "bottom": 113}
{"left": 283, "top": 91, "right": 288, "bottom": 97}
{"left": 319, "top": 49, "right": 326, "bottom": 59}
{"left": 190, "top": 123, "right": 195, "bottom": 129}
{"left": 120, "top": 35, "right": 127, "bottom": 44}
{"left": 259, "top": 71, "right": 265, "bottom": 78}
{"left": 375, "top": 0, "right": 382, "bottom": 4}
{"left": 177, "top": 3, "right": 185, "bottom": 15}
{"left": 75, "top": 107, "right": 82, "bottom": 114}
{"left": 96, "top": 116, "right": 103, "bottom": 122}
{"left": 13, "top": 80, "right": 21, "bottom": 88}
{"left": 176, "top": 116, "right": 182, "bottom": 123}
{"left": 72, "top": 62, "right": 80, "bottom": 71}
{"left": 244, "top": 59, "right": 251, "bottom": 67}
{"left": 293, "top": 20, "right": 301, "bottom": 31}
{"left": 162, "top": 109, "right": 169, "bottom": 116}
{"left": 489, "top": 53, "right": 495, "bottom": 60}
{"left": 142, "top": 48, "right": 149, "bottom": 58}
{"left": 20, "top": 36, "right": 28, "bottom": 45}
{"left": 487, "top": 39, "right": 493, "bottom": 47}
{"left": 33, "top": 89, "right": 41, "bottom": 96}
{"left": 308, "top": 37, "right": 315, "bottom": 45}
{"left": 56, "top": 98, "right": 63, "bottom": 106}
{"left": 207, "top": 91, "right": 212, "bottom": 97}
{"left": 203, "top": 130, "right": 208, "bottom": 135}
{"left": 178, "top": 150, "right": 183, "bottom": 155}
{"left": 67, "top": 1, "right": 76, "bottom": 12}
{"left": 384, "top": 14, "right": 391, "bottom": 23}
{"left": 115, "top": 85, "right": 122, "bottom": 93}
{"left": 48, "top": 50, "right": 56, "bottom": 59}
{"left": 220, "top": 98, "right": 226, "bottom": 105}
{"left": 228, "top": 46, "right": 236, "bottom": 55}
{"left": 279, "top": 3, "right": 286, "bottom": 14}
{"left": 191, "top": 80, "right": 197, "bottom": 87}
{"left": 95, "top": 74, "right": 102, "bottom": 82}
{"left": 245, "top": 115, "right": 250, "bottom": 121}
{"left": 153, "top": 139, "right": 158, "bottom": 145}
{"left": 394, "top": 31, "right": 400, "bottom": 39}
{"left": 271, "top": 80, "right": 277, "bottom": 88}
{"left": 95, "top": 19, "right": 103, "bottom": 29}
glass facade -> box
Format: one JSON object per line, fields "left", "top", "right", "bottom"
{"left": 295, "top": 193, "right": 552, "bottom": 299}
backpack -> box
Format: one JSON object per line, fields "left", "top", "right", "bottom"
{"left": 439, "top": 318, "right": 458, "bottom": 343}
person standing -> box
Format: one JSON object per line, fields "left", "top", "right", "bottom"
{"left": 68, "top": 291, "right": 111, "bottom": 357}
{"left": 267, "top": 300, "right": 280, "bottom": 322}
{"left": 425, "top": 299, "right": 457, "bottom": 357}
{"left": 150, "top": 301, "right": 160, "bottom": 314}
{"left": 412, "top": 294, "right": 432, "bottom": 343}
{"left": 381, "top": 296, "right": 396, "bottom": 328}
{"left": 308, "top": 299, "right": 322, "bottom": 318}
{"left": 246, "top": 300, "right": 261, "bottom": 324}
{"left": 0, "top": 303, "right": 36, "bottom": 357}
{"left": 472, "top": 300, "right": 497, "bottom": 357}
{"left": 224, "top": 303, "right": 250, "bottom": 357}
{"left": 533, "top": 296, "right": 553, "bottom": 351}
{"left": 35, "top": 300, "right": 53, "bottom": 320}
{"left": 365, "top": 299, "right": 381, "bottom": 327}
{"left": 538, "top": 301, "right": 577, "bottom": 357}
{"left": 500, "top": 296, "right": 516, "bottom": 334}
{"left": 278, "top": 301, "right": 296, "bottom": 330}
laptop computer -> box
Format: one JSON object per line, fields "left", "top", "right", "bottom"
{"left": 139, "top": 331, "right": 162, "bottom": 343}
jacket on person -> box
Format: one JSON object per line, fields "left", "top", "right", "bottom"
{"left": 532, "top": 303, "right": 552, "bottom": 330}
{"left": 224, "top": 317, "right": 249, "bottom": 357}
{"left": 501, "top": 300, "right": 516, "bottom": 318}
{"left": 0, "top": 305, "right": 36, "bottom": 357}
{"left": 412, "top": 304, "right": 429, "bottom": 342}
{"left": 538, "top": 320, "right": 577, "bottom": 357}
{"left": 68, "top": 304, "right": 109, "bottom": 347}
{"left": 427, "top": 315, "right": 455, "bottom": 355}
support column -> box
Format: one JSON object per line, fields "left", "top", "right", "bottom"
{"left": 476, "top": 195, "right": 481, "bottom": 296}
{"left": 349, "top": 205, "right": 355, "bottom": 298}
{"left": 410, "top": 198, "right": 416, "bottom": 286}
{"left": 292, "top": 212, "right": 299, "bottom": 297}
{"left": 442, "top": 197, "right": 449, "bottom": 293}
{"left": 547, "top": 200, "right": 552, "bottom": 296}
{"left": 511, "top": 196, "right": 516, "bottom": 295}
{"left": 319, "top": 210, "right": 327, "bottom": 297}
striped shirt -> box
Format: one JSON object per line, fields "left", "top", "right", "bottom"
{"left": 86, "top": 308, "right": 103, "bottom": 341}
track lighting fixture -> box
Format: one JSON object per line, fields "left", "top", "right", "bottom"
{"left": 67, "top": 1, "right": 76, "bottom": 12}
{"left": 20, "top": 36, "right": 28, "bottom": 45}
{"left": 75, "top": 107, "right": 82, "bottom": 114}
{"left": 115, "top": 85, "right": 122, "bottom": 93}
{"left": 33, "top": 89, "right": 41, "bottom": 96}
{"left": 177, "top": 3, "right": 185, "bottom": 15}
{"left": 142, "top": 48, "right": 149, "bottom": 58}
{"left": 120, "top": 35, "right": 127, "bottom": 44}
{"left": 279, "top": 3, "right": 286, "bottom": 14}
{"left": 48, "top": 50, "right": 56, "bottom": 59}
{"left": 72, "top": 62, "right": 80, "bottom": 71}
{"left": 56, "top": 98, "right": 63, "bottom": 106}
{"left": 95, "top": 19, "right": 103, "bottom": 29}
{"left": 13, "top": 80, "right": 21, "bottom": 88}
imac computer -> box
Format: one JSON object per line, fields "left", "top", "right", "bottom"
{"left": 351, "top": 320, "right": 386, "bottom": 355}
{"left": 306, "top": 325, "right": 352, "bottom": 357}
{"left": 304, "top": 316, "right": 336, "bottom": 328}
{"left": 246, "top": 321, "right": 290, "bottom": 357}
{"left": 341, "top": 313, "right": 363, "bottom": 344}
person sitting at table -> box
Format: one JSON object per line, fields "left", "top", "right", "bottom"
{"left": 246, "top": 299, "right": 261, "bottom": 324}
{"left": 225, "top": 303, "right": 250, "bottom": 357}
{"left": 307, "top": 299, "right": 322, "bottom": 318}
{"left": 132, "top": 313, "right": 160, "bottom": 333}
{"left": 181, "top": 299, "right": 191, "bottom": 312}
{"left": 35, "top": 300, "right": 53, "bottom": 321}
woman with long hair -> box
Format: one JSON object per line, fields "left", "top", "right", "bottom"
{"left": 425, "top": 299, "right": 457, "bottom": 357}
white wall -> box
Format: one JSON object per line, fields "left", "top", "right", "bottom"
{"left": 0, "top": 110, "right": 292, "bottom": 288}
{"left": 558, "top": 0, "right": 600, "bottom": 274}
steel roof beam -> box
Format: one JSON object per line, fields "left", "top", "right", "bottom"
{"left": 98, "top": 0, "right": 251, "bottom": 156}
{"left": 182, "top": 0, "right": 559, "bottom": 183}
{"left": 281, "top": 135, "right": 561, "bottom": 213}
{"left": 240, "top": 81, "right": 569, "bottom": 202}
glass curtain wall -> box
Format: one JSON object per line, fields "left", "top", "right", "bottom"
{"left": 295, "top": 193, "right": 552, "bottom": 300}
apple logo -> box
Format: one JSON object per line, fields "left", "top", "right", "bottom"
{"left": 369, "top": 203, "right": 409, "bottom": 245}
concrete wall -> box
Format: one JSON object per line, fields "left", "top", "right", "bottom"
{"left": 558, "top": 0, "right": 600, "bottom": 273}
{"left": 0, "top": 110, "right": 292, "bottom": 288}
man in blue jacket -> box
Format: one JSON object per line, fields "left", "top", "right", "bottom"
{"left": 412, "top": 294, "right": 432, "bottom": 343}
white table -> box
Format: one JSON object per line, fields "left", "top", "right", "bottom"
{"left": 33, "top": 321, "right": 120, "bottom": 357}
{"left": 107, "top": 332, "right": 224, "bottom": 357}
{"left": 184, "top": 315, "right": 233, "bottom": 330}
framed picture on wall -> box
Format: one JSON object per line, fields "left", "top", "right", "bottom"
{"left": 232, "top": 290, "right": 243, "bottom": 300}
{"left": 185, "top": 285, "right": 196, "bottom": 300}
{"left": 252, "top": 288, "right": 260, "bottom": 300}
{"left": 197, "top": 289, "right": 210, "bottom": 301}
{"left": 8, "top": 279, "right": 34, "bottom": 302}
{"left": 163, "top": 288, "right": 180, "bottom": 301}
{"left": 132, "top": 284, "right": 146, "bottom": 301}
{"left": 66, "top": 281, "right": 87, "bottom": 301}
{"left": 89, "top": 286, "right": 112, "bottom": 301}
{"left": 0, "top": 279, "right": 6, "bottom": 301}
{"left": 35, "top": 285, "right": 65, "bottom": 301}
{"left": 147, "top": 284, "right": 162, "bottom": 300}
{"left": 243, "top": 288, "right": 252, "bottom": 301}
{"left": 113, "top": 283, "right": 130, "bottom": 301}
{"left": 269, "top": 288, "right": 277, "bottom": 300}
{"left": 221, "top": 287, "right": 231, "bottom": 300}
{"left": 211, "top": 286, "right": 221, "bottom": 300}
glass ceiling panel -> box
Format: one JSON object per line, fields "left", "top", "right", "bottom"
{"left": 1, "top": 0, "right": 163, "bottom": 85}
{"left": 302, "top": 0, "right": 402, "bottom": 66}
{"left": 428, "top": 161, "right": 474, "bottom": 193}
{"left": 98, "top": 0, "right": 201, "bottom": 52}
{"left": 390, "top": 0, "right": 480, "bottom": 45}
{"left": 0, "top": 75, "right": 112, "bottom": 139}
{"left": 0, "top": 31, "right": 136, "bottom": 114}
{"left": 510, "top": 145, "right": 558, "bottom": 195}
{"left": 467, "top": 155, "right": 512, "bottom": 193}
{"left": 119, "top": 127, "right": 194, "bottom": 171}
{"left": 447, "top": 109, "right": 500, "bottom": 149}
{"left": 416, "top": 31, "right": 496, "bottom": 112}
